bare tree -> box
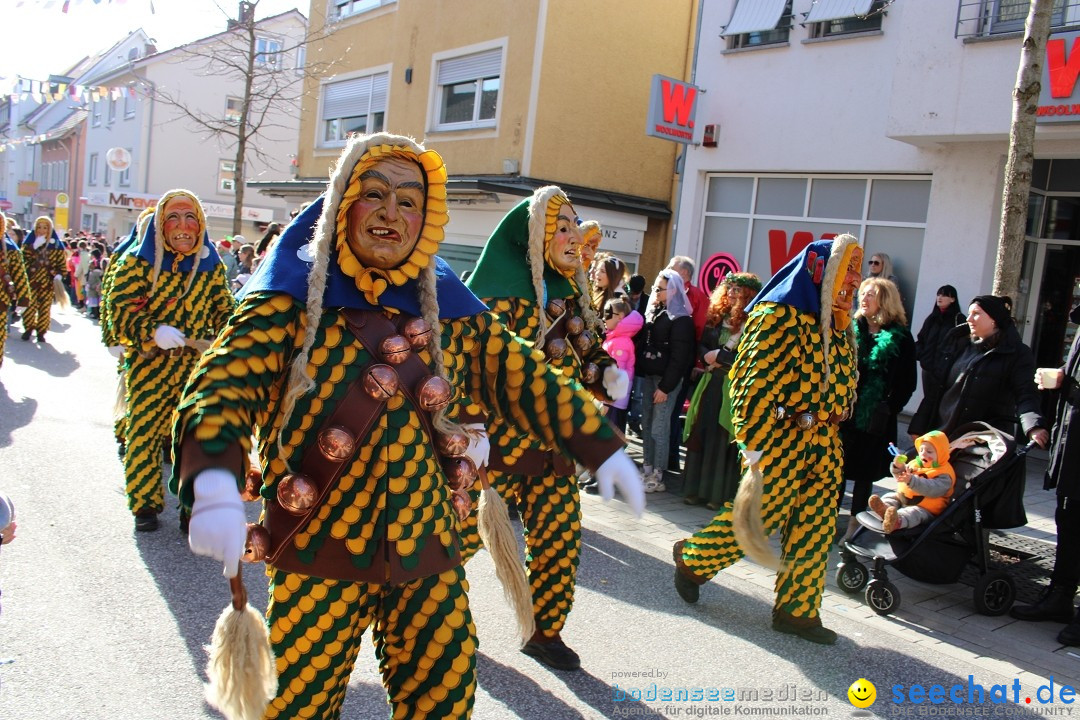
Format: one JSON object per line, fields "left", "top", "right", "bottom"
{"left": 993, "top": 0, "right": 1054, "bottom": 300}
{"left": 145, "top": 0, "right": 339, "bottom": 235}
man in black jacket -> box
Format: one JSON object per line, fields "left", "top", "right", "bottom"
{"left": 1011, "top": 302, "right": 1080, "bottom": 645}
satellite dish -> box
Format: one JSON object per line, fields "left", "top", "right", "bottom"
{"left": 106, "top": 147, "right": 132, "bottom": 171}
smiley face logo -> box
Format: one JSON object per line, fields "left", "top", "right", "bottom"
{"left": 848, "top": 679, "right": 876, "bottom": 708}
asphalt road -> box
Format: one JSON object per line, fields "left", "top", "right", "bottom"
{"left": 0, "top": 308, "right": 1072, "bottom": 719}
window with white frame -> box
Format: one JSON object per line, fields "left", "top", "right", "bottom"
{"left": 807, "top": 0, "right": 886, "bottom": 38}
{"left": 255, "top": 36, "right": 282, "bottom": 69}
{"left": 91, "top": 99, "right": 101, "bottom": 126}
{"left": 296, "top": 46, "right": 306, "bottom": 75}
{"left": 119, "top": 154, "right": 130, "bottom": 187}
{"left": 226, "top": 96, "right": 243, "bottom": 125}
{"left": 319, "top": 72, "right": 388, "bottom": 148}
{"left": 104, "top": 162, "right": 112, "bottom": 187}
{"left": 124, "top": 90, "right": 135, "bottom": 119}
{"left": 434, "top": 47, "right": 501, "bottom": 130}
{"left": 333, "top": 0, "right": 395, "bottom": 20}
{"left": 108, "top": 96, "right": 117, "bottom": 124}
{"left": 88, "top": 153, "right": 98, "bottom": 186}
{"left": 724, "top": 0, "right": 793, "bottom": 50}
{"left": 219, "top": 160, "right": 237, "bottom": 193}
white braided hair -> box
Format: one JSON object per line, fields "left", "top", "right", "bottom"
{"left": 277, "top": 133, "right": 459, "bottom": 458}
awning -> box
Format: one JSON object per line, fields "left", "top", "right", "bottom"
{"left": 721, "top": 0, "right": 789, "bottom": 36}
{"left": 805, "top": 0, "right": 874, "bottom": 23}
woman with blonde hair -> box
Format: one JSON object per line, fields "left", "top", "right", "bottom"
{"left": 839, "top": 276, "right": 917, "bottom": 538}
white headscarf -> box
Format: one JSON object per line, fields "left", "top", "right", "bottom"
{"left": 646, "top": 268, "right": 692, "bottom": 323}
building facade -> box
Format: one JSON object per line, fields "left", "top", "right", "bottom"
{"left": 254, "top": 0, "right": 695, "bottom": 277}
{"left": 673, "top": 0, "right": 1080, "bottom": 374}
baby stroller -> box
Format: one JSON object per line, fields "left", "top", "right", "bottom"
{"left": 835, "top": 422, "right": 1035, "bottom": 617}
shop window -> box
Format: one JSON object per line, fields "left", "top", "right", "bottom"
{"left": 319, "top": 71, "right": 388, "bottom": 148}
{"left": 755, "top": 178, "right": 807, "bottom": 217}
{"left": 433, "top": 46, "right": 502, "bottom": 131}
{"left": 868, "top": 179, "right": 931, "bottom": 223}
{"left": 808, "top": 178, "right": 866, "bottom": 220}
{"left": 706, "top": 177, "right": 753, "bottom": 214}
{"left": 807, "top": 0, "right": 886, "bottom": 39}
{"left": 724, "top": 0, "right": 793, "bottom": 50}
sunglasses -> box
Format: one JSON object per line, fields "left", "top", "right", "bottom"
{"left": 869, "top": 260, "right": 882, "bottom": 266}
{"left": 603, "top": 308, "right": 620, "bottom": 320}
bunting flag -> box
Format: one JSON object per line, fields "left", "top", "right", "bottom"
{"left": 15, "top": 0, "right": 148, "bottom": 11}
{"left": 6, "top": 76, "right": 139, "bottom": 105}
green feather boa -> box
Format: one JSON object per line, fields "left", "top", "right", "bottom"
{"left": 853, "top": 321, "right": 905, "bottom": 432}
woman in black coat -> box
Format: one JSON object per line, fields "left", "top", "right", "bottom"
{"left": 635, "top": 268, "right": 695, "bottom": 493}
{"left": 932, "top": 295, "right": 1048, "bottom": 444}
{"left": 1011, "top": 303, "right": 1080, "bottom": 644}
{"left": 840, "top": 278, "right": 917, "bottom": 537}
{"left": 910, "top": 285, "right": 965, "bottom": 437}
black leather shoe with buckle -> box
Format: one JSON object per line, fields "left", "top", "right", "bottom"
{"left": 521, "top": 636, "right": 581, "bottom": 671}
{"left": 134, "top": 512, "right": 159, "bottom": 532}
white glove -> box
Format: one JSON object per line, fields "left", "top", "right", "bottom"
{"left": 33, "top": 236, "right": 47, "bottom": 249}
{"left": 15, "top": 305, "right": 27, "bottom": 314}
{"left": 107, "top": 345, "right": 124, "bottom": 358}
{"left": 462, "top": 422, "right": 490, "bottom": 469}
{"left": 595, "top": 450, "right": 645, "bottom": 517}
{"left": 602, "top": 365, "right": 630, "bottom": 402}
{"left": 53, "top": 274, "right": 63, "bottom": 281}
{"left": 153, "top": 324, "right": 186, "bottom": 350}
{"left": 741, "top": 448, "right": 762, "bottom": 466}
{"left": 189, "top": 469, "right": 247, "bottom": 578}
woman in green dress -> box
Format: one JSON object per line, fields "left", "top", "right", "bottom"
{"left": 682, "top": 272, "right": 761, "bottom": 508}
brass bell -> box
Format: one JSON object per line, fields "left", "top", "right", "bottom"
{"left": 436, "top": 430, "right": 470, "bottom": 457}
{"left": 363, "top": 364, "right": 399, "bottom": 400}
{"left": 244, "top": 523, "right": 271, "bottom": 563}
{"left": 545, "top": 298, "right": 566, "bottom": 320}
{"left": 442, "top": 457, "right": 478, "bottom": 491}
{"left": 582, "top": 363, "right": 600, "bottom": 385}
{"left": 379, "top": 334, "right": 412, "bottom": 365}
{"left": 241, "top": 466, "right": 263, "bottom": 502}
{"left": 317, "top": 425, "right": 356, "bottom": 461}
{"left": 545, "top": 337, "right": 568, "bottom": 360}
{"left": 572, "top": 330, "right": 595, "bottom": 356}
{"left": 401, "top": 317, "right": 433, "bottom": 350}
{"left": 565, "top": 315, "right": 585, "bottom": 336}
{"left": 277, "top": 473, "right": 318, "bottom": 514}
{"left": 416, "top": 375, "right": 452, "bottom": 411}
{"left": 451, "top": 488, "right": 472, "bottom": 522}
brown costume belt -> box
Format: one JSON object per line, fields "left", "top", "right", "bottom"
{"left": 487, "top": 446, "right": 576, "bottom": 478}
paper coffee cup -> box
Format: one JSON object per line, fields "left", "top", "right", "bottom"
{"left": 1039, "top": 368, "right": 1062, "bottom": 390}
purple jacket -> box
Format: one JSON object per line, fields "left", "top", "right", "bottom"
{"left": 602, "top": 310, "right": 644, "bottom": 409}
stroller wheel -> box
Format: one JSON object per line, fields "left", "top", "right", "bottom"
{"left": 973, "top": 571, "right": 1015, "bottom": 616}
{"left": 865, "top": 580, "right": 901, "bottom": 616}
{"left": 835, "top": 561, "right": 869, "bottom": 595}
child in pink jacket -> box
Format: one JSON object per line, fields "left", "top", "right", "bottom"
{"left": 602, "top": 297, "right": 644, "bottom": 432}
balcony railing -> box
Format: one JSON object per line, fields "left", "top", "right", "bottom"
{"left": 956, "top": 0, "right": 1080, "bottom": 39}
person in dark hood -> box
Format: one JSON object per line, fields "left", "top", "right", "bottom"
{"left": 909, "top": 284, "right": 966, "bottom": 438}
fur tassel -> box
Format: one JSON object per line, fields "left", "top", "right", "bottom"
{"left": 53, "top": 276, "right": 70, "bottom": 309}
{"left": 205, "top": 573, "right": 276, "bottom": 720}
{"left": 732, "top": 464, "right": 782, "bottom": 571}
{"left": 476, "top": 486, "right": 536, "bottom": 645}
{"left": 113, "top": 372, "right": 127, "bottom": 423}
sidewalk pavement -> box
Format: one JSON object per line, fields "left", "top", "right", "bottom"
{"left": 580, "top": 432, "right": 1080, "bottom": 689}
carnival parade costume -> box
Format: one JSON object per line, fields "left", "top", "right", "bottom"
{"left": 0, "top": 220, "right": 32, "bottom": 370}
{"left": 19, "top": 216, "right": 66, "bottom": 342}
{"left": 459, "top": 187, "right": 630, "bottom": 670}
{"left": 108, "top": 192, "right": 235, "bottom": 526}
{"left": 673, "top": 236, "right": 861, "bottom": 645}
{"left": 170, "top": 135, "right": 633, "bottom": 719}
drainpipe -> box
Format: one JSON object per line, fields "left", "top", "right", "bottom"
{"left": 669, "top": 0, "right": 705, "bottom": 259}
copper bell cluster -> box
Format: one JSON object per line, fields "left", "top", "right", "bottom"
{"left": 244, "top": 523, "right": 271, "bottom": 563}
{"left": 436, "top": 429, "right": 478, "bottom": 522}
{"left": 542, "top": 297, "right": 595, "bottom": 361}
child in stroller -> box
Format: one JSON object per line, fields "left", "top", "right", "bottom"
{"left": 868, "top": 431, "right": 955, "bottom": 534}
{"left": 836, "top": 422, "right": 1033, "bottom": 617}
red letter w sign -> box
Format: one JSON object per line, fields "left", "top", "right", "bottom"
{"left": 646, "top": 74, "right": 700, "bottom": 145}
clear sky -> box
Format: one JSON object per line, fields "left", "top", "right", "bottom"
{"left": 4, "top": 0, "right": 305, "bottom": 92}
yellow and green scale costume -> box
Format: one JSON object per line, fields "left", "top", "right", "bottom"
{"left": 459, "top": 191, "right": 618, "bottom": 642}
{"left": 676, "top": 238, "right": 858, "bottom": 624}
{"left": 0, "top": 234, "right": 32, "bottom": 369}
{"left": 171, "top": 179, "right": 620, "bottom": 719}
{"left": 109, "top": 220, "right": 234, "bottom": 518}
{"left": 19, "top": 226, "right": 66, "bottom": 338}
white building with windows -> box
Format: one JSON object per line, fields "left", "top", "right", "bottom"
{"left": 82, "top": 9, "right": 306, "bottom": 242}
{"left": 673, "top": 0, "right": 1080, "bottom": 373}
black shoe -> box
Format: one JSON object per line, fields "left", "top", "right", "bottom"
{"left": 583, "top": 483, "right": 599, "bottom": 495}
{"left": 179, "top": 509, "right": 190, "bottom": 535}
{"left": 36, "top": 332, "right": 45, "bottom": 343}
{"left": 1010, "top": 584, "right": 1076, "bottom": 623}
{"left": 134, "top": 512, "right": 159, "bottom": 532}
{"left": 672, "top": 541, "right": 702, "bottom": 604}
{"left": 20, "top": 329, "right": 31, "bottom": 341}
{"left": 1058, "top": 618, "right": 1080, "bottom": 646}
{"left": 521, "top": 637, "right": 581, "bottom": 671}
{"left": 772, "top": 611, "right": 837, "bottom": 645}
